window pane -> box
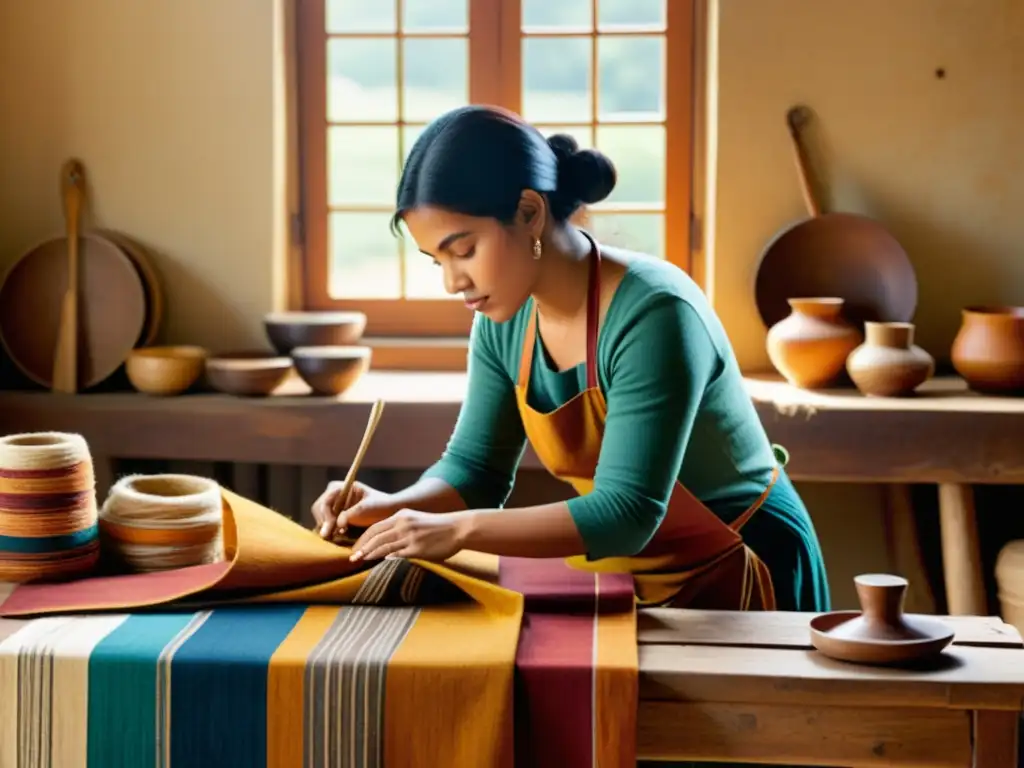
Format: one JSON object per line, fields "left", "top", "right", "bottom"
{"left": 326, "top": 0, "right": 396, "bottom": 33}
{"left": 402, "top": 38, "right": 468, "bottom": 123}
{"left": 597, "top": 0, "right": 666, "bottom": 30}
{"left": 538, "top": 124, "right": 593, "bottom": 150}
{"left": 522, "top": 0, "right": 591, "bottom": 30}
{"left": 329, "top": 212, "right": 402, "bottom": 299}
{"left": 522, "top": 37, "right": 591, "bottom": 123}
{"left": 403, "top": 236, "right": 454, "bottom": 299}
{"left": 402, "top": 124, "right": 427, "bottom": 163}
{"left": 598, "top": 36, "right": 664, "bottom": 121}
{"left": 596, "top": 125, "right": 665, "bottom": 204}
{"left": 403, "top": 0, "right": 467, "bottom": 32}
{"left": 328, "top": 127, "right": 399, "bottom": 206}
{"left": 327, "top": 38, "right": 397, "bottom": 122}
{"left": 588, "top": 213, "right": 664, "bottom": 259}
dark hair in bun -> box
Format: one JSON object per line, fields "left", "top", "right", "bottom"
{"left": 394, "top": 105, "right": 618, "bottom": 229}
{"left": 545, "top": 133, "right": 617, "bottom": 214}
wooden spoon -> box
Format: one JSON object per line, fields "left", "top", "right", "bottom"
{"left": 52, "top": 159, "right": 85, "bottom": 394}
{"left": 314, "top": 398, "right": 386, "bottom": 538}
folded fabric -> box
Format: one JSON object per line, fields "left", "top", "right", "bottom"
{"left": 0, "top": 489, "right": 637, "bottom": 768}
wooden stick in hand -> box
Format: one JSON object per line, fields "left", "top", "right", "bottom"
{"left": 317, "top": 398, "right": 385, "bottom": 539}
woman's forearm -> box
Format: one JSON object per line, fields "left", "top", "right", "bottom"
{"left": 389, "top": 477, "right": 468, "bottom": 514}
{"left": 458, "top": 502, "right": 587, "bottom": 558}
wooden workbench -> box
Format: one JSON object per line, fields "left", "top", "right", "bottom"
{"left": 1, "top": 372, "right": 1021, "bottom": 616}
{"left": 636, "top": 608, "right": 1024, "bottom": 766}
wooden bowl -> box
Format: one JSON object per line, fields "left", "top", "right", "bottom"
{"left": 206, "top": 351, "right": 293, "bottom": 397}
{"left": 126, "top": 346, "right": 207, "bottom": 396}
{"left": 292, "top": 345, "right": 371, "bottom": 396}
{"left": 264, "top": 311, "right": 367, "bottom": 355}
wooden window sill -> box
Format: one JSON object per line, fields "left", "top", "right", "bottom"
{"left": 364, "top": 337, "right": 468, "bottom": 372}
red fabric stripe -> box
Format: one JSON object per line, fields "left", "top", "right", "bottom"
{"left": 500, "top": 557, "right": 635, "bottom": 767}
{"left": 513, "top": 611, "right": 594, "bottom": 768}
{"left": 0, "top": 560, "right": 230, "bottom": 615}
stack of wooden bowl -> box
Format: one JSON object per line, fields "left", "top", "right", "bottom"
{"left": 263, "top": 311, "right": 370, "bottom": 396}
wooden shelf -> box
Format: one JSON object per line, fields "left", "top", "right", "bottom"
{"left": 0, "top": 372, "right": 1021, "bottom": 483}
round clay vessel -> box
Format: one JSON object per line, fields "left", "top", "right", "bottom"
{"left": 766, "top": 298, "right": 862, "bottom": 389}
{"left": 846, "top": 322, "right": 934, "bottom": 397}
{"left": 809, "top": 574, "right": 955, "bottom": 665}
{"left": 951, "top": 306, "right": 1024, "bottom": 395}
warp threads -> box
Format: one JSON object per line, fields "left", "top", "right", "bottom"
{"left": 99, "top": 474, "right": 224, "bottom": 573}
{"left": 0, "top": 431, "right": 100, "bottom": 583}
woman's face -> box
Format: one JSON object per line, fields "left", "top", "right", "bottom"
{"left": 401, "top": 199, "right": 543, "bottom": 324}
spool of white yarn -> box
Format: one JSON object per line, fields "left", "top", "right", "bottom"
{"left": 99, "top": 473, "right": 224, "bottom": 573}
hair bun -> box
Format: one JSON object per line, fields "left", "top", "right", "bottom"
{"left": 546, "top": 134, "right": 617, "bottom": 206}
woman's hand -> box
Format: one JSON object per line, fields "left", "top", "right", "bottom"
{"left": 311, "top": 481, "right": 399, "bottom": 540}
{"left": 349, "top": 509, "right": 470, "bottom": 563}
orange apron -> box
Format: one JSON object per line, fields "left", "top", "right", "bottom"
{"left": 513, "top": 236, "right": 780, "bottom": 610}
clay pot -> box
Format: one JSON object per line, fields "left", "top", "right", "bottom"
{"left": 951, "top": 306, "right": 1024, "bottom": 395}
{"left": 846, "top": 322, "right": 934, "bottom": 397}
{"left": 766, "top": 298, "right": 862, "bottom": 388}
{"left": 809, "top": 574, "right": 955, "bottom": 665}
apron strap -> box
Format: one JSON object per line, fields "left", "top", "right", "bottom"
{"left": 729, "top": 464, "right": 781, "bottom": 532}
{"left": 517, "top": 305, "right": 539, "bottom": 390}
{"left": 517, "top": 231, "right": 603, "bottom": 391}
{"left": 583, "top": 231, "right": 601, "bottom": 390}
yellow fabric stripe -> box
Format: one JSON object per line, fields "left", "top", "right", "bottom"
{"left": 595, "top": 601, "right": 640, "bottom": 765}
{"left": 266, "top": 605, "right": 340, "bottom": 768}
{"left": 384, "top": 601, "right": 519, "bottom": 768}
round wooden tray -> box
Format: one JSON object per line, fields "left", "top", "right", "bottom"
{"left": 0, "top": 233, "right": 147, "bottom": 389}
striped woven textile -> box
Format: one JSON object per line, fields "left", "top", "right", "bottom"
{"left": 0, "top": 489, "right": 640, "bottom": 767}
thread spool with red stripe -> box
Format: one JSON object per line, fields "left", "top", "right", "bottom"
{"left": 0, "top": 432, "right": 100, "bottom": 583}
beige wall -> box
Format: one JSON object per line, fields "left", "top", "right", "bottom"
{"left": 710, "top": 0, "right": 1024, "bottom": 371}
{"left": 1, "top": 0, "right": 1021, "bottom": 607}
{"left": 0, "top": 0, "right": 289, "bottom": 352}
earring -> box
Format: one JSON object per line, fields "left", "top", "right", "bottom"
{"left": 532, "top": 238, "right": 543, "bottom": 260}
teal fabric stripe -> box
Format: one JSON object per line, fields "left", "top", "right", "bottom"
{"left": 170, "top": 605, "right": 306, "bottom": 768}
{"left": 87, "top": 612, "right": 199, "bottom": 768}
{"left": 0, "top": 524, "right": 97, "bottom": 553}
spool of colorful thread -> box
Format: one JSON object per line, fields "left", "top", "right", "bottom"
{"left": 0, "top": 431, "right": 100, "bottom": 583}
{"left": 99, "top": 474, "right": 224, "bottom": 573}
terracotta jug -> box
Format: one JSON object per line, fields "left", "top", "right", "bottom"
{"left": 766, "top": 297, "right": 862, "bottom": 389}
{"left": 951, "top": 306, "right": 1024, "bottom": 394}
{"left": 846, "top": 322, "right": 934, "bottom": 397}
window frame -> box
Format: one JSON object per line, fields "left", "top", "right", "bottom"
{"left": 295, "top": 0, "right": 698, "bottom": 343}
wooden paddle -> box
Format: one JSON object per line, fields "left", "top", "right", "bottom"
{"left": 52, "top": 159, "right": 86, "bottom": 394}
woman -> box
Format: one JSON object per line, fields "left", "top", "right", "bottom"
{"left": 312, "top": 105, "right": 830, "bottom": 612}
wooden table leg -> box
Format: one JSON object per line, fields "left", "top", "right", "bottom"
{"left": 973, "top": 710, "right": 1020, "bottom": 768}
{"left": 884, "top": 484, "right": 937, "bottom": 614}
{"left": 939, "top": 483, "right": 987, "bottom": 615}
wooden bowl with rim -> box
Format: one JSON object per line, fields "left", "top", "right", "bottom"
{"left": 205, "top": 350, "right": 294, "bottom": 397}
{"left": 126, "top": 345, "right": 207, "bottom": 396}
{"left": 264, "top": 311, "right": 367, "bottom": 355}
{"left": 292, "top": 345, "right": 371, "bottom": 396}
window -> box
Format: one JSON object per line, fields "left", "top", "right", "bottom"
{"left": 296, "top": 0, "right": 696, "bottom": 347}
